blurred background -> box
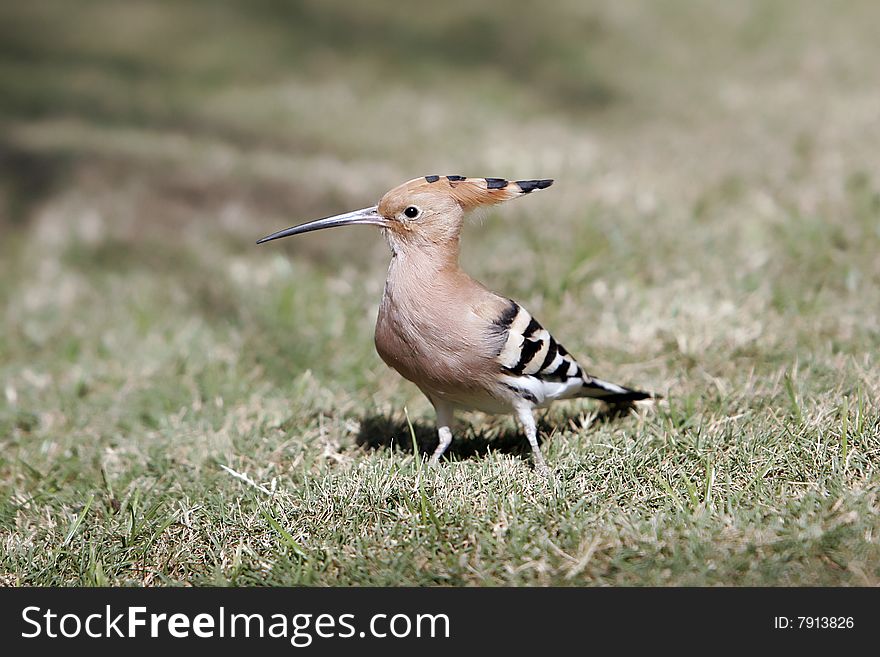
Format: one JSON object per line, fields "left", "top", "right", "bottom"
{"left": 2, "top": 1, "right": 879, "bottom": 585}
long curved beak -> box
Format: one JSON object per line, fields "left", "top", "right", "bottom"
{"left": 256, "top": 206, "right": 384, "bottom": 244}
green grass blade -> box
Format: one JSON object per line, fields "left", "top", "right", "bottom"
{"left": 261, "top": 508, "right": 308, "bottom": 559}
{"left": 62, "top": 494, "right": 94, "bottom": 547}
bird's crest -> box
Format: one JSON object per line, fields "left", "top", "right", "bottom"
{"left": 390, "top": 175, "right": 553, "bottom": 210}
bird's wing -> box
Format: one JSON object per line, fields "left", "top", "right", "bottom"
{"left": 492, "top": 300, "right": 583, "bottom": 381}
{"left": 490, "top": 300, "right": 649, "bottom": 406}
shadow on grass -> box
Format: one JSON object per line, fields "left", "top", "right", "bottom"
{"left": 356, "top": 404, "right": 637, "bottom": 464}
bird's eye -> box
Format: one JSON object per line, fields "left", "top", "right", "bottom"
{"left": 404, "top": 206, "right": 420, "bottom": 219}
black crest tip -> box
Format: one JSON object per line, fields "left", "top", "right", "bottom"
{"left": 516, "top": 179, "right": 554, "bottom": 193}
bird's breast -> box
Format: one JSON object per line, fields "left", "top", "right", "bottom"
{"left": 373, "top": 285, "right": 499, "bottom": 399}
{"left": 374, "top": 292, "right": 443, "bottom": 381}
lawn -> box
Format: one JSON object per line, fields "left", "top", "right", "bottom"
{"left": 1, "top": 0, "right": 878, "bottom": 586}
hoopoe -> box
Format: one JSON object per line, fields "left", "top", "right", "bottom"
{"left": 258, "top": 176, "right": 653, "bottom": 472}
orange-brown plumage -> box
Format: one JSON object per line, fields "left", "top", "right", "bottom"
{"left": 258, "top": 175, "right": 651, "bottom": 472}
{"left": 375, "top": 252, "right": 511, "bottom": 413}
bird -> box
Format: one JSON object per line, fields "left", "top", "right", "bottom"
{"left": 257, "top": 175, "right": 653, "bottom": 472}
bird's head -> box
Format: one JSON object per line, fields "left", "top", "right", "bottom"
{"left": 257, "top": 175, "right": 553, "bottom": 256}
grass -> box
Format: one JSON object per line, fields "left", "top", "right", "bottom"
{"left": 1, "top": 0, "right": 879, "bottom": 586}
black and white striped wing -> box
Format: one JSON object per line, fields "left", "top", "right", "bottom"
{"left": 491, "top": 300, "right": 644, "bottom": 407}
{"left": 494, "top": 302, "right": 582, "bottom": 380}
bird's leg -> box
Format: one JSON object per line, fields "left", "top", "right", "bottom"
{"left": 429, "top": 400, "right": 456, "bottom": 465}
{"left": 516, "top": 406, "right": 550, "bottom": 474}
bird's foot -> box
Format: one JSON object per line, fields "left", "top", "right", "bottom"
{"left": 532, "top": 453, "right": 552, "bottom": 477}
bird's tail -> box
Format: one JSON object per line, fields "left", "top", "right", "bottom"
{"left": 579, "top": 376, "right": 654, "bottom": 404}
